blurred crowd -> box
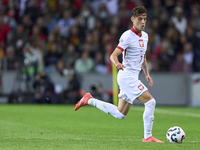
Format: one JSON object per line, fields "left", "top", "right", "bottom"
{"left": 1, "top": 0, "right": 200, "bottom": 103}
{"left": 1, "top": 0, "right": 200, "bottom": 75}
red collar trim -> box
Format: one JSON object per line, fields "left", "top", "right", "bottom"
{"left": 131, "top": 27, "right": 142, "bottom": 37}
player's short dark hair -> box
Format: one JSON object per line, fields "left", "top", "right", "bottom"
{"left": 131, "top": 5, "right": 147, "bottom": 17}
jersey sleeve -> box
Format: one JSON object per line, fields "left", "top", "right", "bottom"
{"left": 117, "top": 31, "right": 130, "bottom": 52}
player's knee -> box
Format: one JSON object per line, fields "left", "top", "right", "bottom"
{"left": 151, "top": 98, "right": 156, "bottom": 107}
{"left": 145, "top": 98, "right": 156, "bottom": 107}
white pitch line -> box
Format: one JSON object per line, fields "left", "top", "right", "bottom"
{"left": 132, "top": 107, "right": 200, "bottom": 118}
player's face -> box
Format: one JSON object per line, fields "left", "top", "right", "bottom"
{"left": 131, "top": 13, "right": 147, "bottom": 32}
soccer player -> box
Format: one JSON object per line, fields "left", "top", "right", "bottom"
{"left": 74, "top": 5, "right": 164, "bottom": 143}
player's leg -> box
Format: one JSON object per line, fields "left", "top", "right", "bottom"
{"left": 74, "top": 93, "right": 131, "bottom": 119}
{"left": 137, "top": 91, "right": 154, "bottom": 138}
{"left": 118, "top": 98, "right": 132, "bottom": 116}
{"left": 137, "top": 90, "right": 164, "bottom": 143}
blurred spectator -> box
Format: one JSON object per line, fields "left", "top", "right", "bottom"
{"left": 81, "top": 42, "right": 95, "bottom": 58}
{"left": 79, "top": 3, "right": 95, "bottom": 32}
{"left": 94, "top": 51, "right": 108, "bottom": 74}
{"left": 9, "top": 24, "right": 27, "bottom": 59}
{"left": 148, "top": 0, "right": 163, "bottom": 20}
{"left": 125, "top": 0, "right": 136, "bottom": 14}
{"left": 24, "top": 0, "right": 42, "bottom": 23}
{"left": 150, "top": 18, "right": 160, "bottom": 34}
{"left": 32, "top": 39, "right": 44, "bottom": 72}
{"left": 43, "top": 33, "right": 55, "bottom": 54}
{"left": 44, "top": 42, "right": 61, "bottom": 67}
{"left": 56, "top": 59, "right": 66, "bottom": 76}
{"left": 51, "top": 25, "right": 62, "bottom": 43}
{"left": 29, "top": 25, "right": 46, "bottom": 45}
{"left": 32, "top": 71, "right": 60, "bottom": 104}
{"left": 186, "top": 26, "right": 199, "bottom": 50}
{"left": 110, "top": 16, "right": 124, "bottom": 36}
{"left": 147, "top": 27, "right": 161, "bottom": 52}
{"left": 21, "top": 14, "right": 32, "bottom": 35}
{"left": 87, "top": 0, "right": 118, "bottom": 17}
{"left": 57, "top": 10, "right": 75, "bottom": 38}
{"left": 58, "top": 0, "right": 72, "bottom": 15}
{"left": 97, "top": 3, "right": 110, "bottom": 25}
{"left": 74, "top": 51, "right": 94, "bottom": 74}
{"left": 91, "top": 29, "right": 101, "bottom": 51}
{"left": 60, "top": 38, "right": 68, "bottom": 53}
{"left": 35, "top": 16, "right": 48, "bottom": 36}
{"left": 23, "top": 43, "right": 39, "bottom": 76}
{"left": 170, "top": 52, "right": 192, "bottom": 73}
{"left": 1, "top": 46, "right": 20, "bottom": 71}
{"left": 86, "top": 0, "right": 101, "bottom": 15}
{"left": 188, "top": 4, "right": 200, "bottom": 31}
{"left": 68, "top": 25, "right": 81, "bottom": 47}
{"left": 6, "top": 1, "right": 18, "bottom": 30}
{"left": 183, "top": 42, "right": 194, "bottom": 67}
{"left": 85, "top": 32, "right": 98, "bottom": 52}
{"left": 43, "top": 13, "right": 58, "bottom": 33}
{"left": 45, "top": 0, "right": 57, "bottom": 13}
{"left": 157, "top": 41, "right": 173, "bottom": 71}
{"left": 118, "top": 7, "right": 130, "bottom": 31}
{"left": 0, "top": 14, "right": 11, "bottom": 47}
{"left": 164, "top": 0, "right": 175, "bottom": 16}
{"left": 72, "top": 0, "right": 82, "bottom": 17}
{"left": 109, "top": 25, "right": 120, "bottom": 48}
{"left": 62, "top": 43, "right": 78, "bottom": 69}
{"left": 158, "top": 10, "right": 169, "bottom": 38}
{"left": 19, "top": 0, "right": 29, "bottom": 17}
{"left": 104, "top": 0, "right": 118, "bottom": 16}
{"left": 171, "top": 6, "right": 187, "bottom": 35}
{"left": 165, "top": 26, "right": 179, "bottom": 55}
{"left": 104, "top": 43, "right": 113, "bottom": 73}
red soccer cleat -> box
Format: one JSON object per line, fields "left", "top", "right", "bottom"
{"left": 142, "top": 136, "right": 164, "bottom": 143}
{"left": 74, "top": 93, "right": 93, "bottom": 111}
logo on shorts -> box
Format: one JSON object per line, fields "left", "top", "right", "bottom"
{"left": 138, "top": 84, "right": 144, "bottom": 90}
{"left": 139, "top": 39, "right": 144, "bottom": 47}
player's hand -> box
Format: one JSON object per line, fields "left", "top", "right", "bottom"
{"left": 145, "top": 75, "right": 153, "bottom": 88}
{"left": 115, "top": 63, "right": 126, "bottom": 71}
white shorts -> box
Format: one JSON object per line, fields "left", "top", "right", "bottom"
{"left": 117, "top": 69, "right": 148, "bottom": 104}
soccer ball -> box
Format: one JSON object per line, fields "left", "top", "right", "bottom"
{"left": 166, "top": 126, "right": 185, "bottom": 143}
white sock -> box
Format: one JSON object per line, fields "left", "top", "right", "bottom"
{"left": 143, "top": 98, "right": 156, "bottom": 139}
{"left": 88, "top": 98, "right": 126, "bottom": 119}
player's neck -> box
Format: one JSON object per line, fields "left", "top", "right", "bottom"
{"left": 132, "top": 27, "right": 142, "bottom": 36}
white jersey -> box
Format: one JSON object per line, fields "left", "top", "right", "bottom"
{"left": 117, "top": 28, "right": 148, "bottom": 71}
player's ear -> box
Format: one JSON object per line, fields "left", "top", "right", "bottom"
{"left": 131, "top": 16, "right": 134, "bottom": 22}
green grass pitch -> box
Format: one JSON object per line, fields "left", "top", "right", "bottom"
{"left": 0, "top": 104, "right": 200, "bottom": 150}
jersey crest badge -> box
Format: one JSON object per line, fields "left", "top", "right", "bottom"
{"left": 138, "top": 84, "right": 144, "bottom": 90}
{"left": 139, "top": 39, "right": 144, "bottom": 47}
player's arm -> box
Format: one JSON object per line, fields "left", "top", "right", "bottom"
{"left": 110, "top": 48, "right": 125, "bottom": 70}
{"left": 142, "top": 54, "right": 153, "bottom": 87}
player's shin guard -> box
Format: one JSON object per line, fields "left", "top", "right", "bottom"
{"left": 88, "top": 98, "right": 126, "bottom": 119}
{"left": 143, "top": 98, "right": 156, "bottom": 139}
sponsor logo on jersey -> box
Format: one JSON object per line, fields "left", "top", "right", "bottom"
{"left": 139, "top": 39, "right": 144, "bottom": 47}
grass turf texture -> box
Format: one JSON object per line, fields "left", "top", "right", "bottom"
{"left": 0, "top": 105, "right": 200, "bottom": 150}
